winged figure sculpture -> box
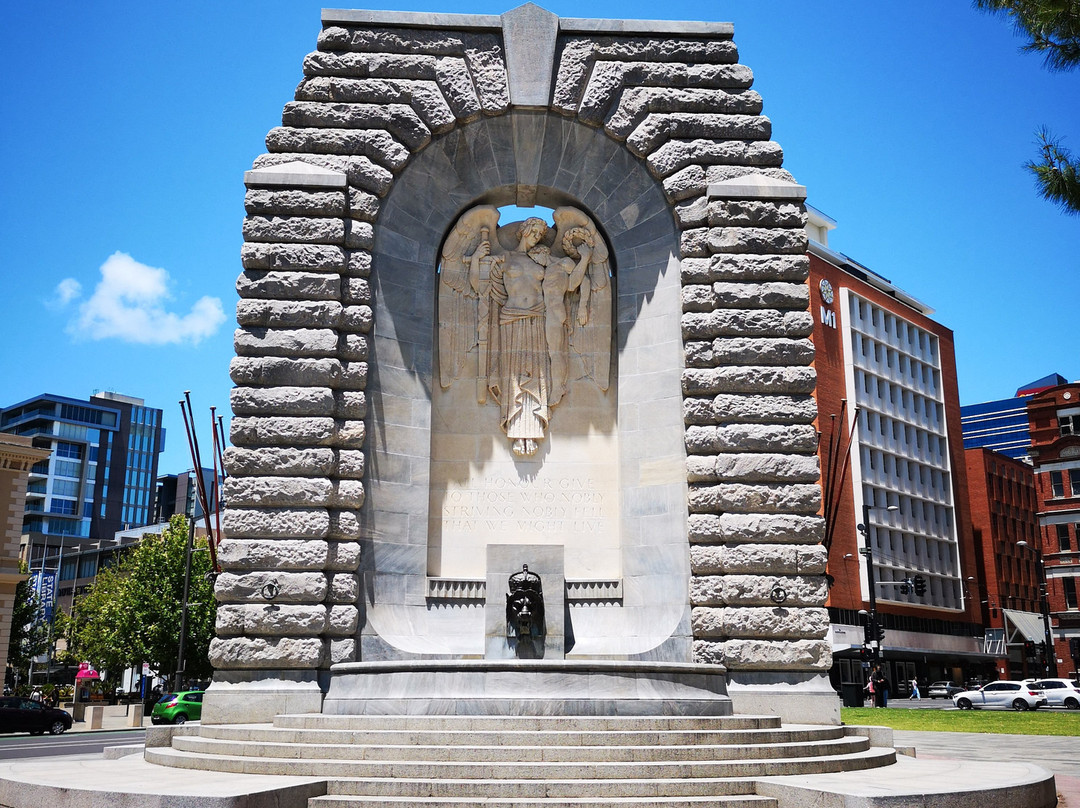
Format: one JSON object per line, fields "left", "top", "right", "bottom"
{"left": 437, "top": 204, "right": 612, "bottom": 457}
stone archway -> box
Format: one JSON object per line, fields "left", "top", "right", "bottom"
{"left": 210, "top": 3, "right": 833, "bottom": 725}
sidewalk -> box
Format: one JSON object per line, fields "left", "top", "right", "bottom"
{"left": 65, "top": 704, "right": 150, "bottom": 733}
{"left": 895, "top": 729, "right": 1080, "bottom": 808}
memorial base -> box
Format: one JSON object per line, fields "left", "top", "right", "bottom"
{"left": 725, "top": 670, "right": 841, "bottom": 725}
{"left": 323, "top": 659, "right": 732, "bottom": 716}
{"left": 201, "top": 670, "right": 323, "bottom": 724}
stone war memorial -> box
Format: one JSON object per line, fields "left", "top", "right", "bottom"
{"left": 0, "top": 5, "right": 1058, "bottom": 808}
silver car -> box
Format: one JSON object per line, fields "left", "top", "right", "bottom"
{"left": 1029, "top": 678, "right": 1080, "bottom": 709}
{"left": 952, "top": 680, "right": 1047, "bottom": 711}
{"left": 927, "top": 680, "right": 962, "bottom": 699}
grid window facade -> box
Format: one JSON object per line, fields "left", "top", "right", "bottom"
{"left": 845, "top": 291, "right": 962, "bottom": 610}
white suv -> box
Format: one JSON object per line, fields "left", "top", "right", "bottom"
{"left": 1030, "top": 678, "right": 1080, "bottom": 709}
{"left": 952, "top": 680, "right": 1047, "bottom": 711}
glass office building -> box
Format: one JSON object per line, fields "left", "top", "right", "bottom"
{"left": 0, "top": 392, "right": 165, "bottom": 567}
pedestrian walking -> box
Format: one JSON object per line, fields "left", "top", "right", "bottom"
{"left": 909, "top": 678, "right": 920, "bottom": 700}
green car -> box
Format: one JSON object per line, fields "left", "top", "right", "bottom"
{"left": 150, "top": 690, "right": 204, "bottom": 724}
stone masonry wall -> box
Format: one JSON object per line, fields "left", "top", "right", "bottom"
{"left": 212, "top": 6, "right": 829, "bottom": 676}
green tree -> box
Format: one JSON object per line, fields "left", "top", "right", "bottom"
{"left": 975, "top": 0, "right": 1080, "bottom": 214}
{"left": 66, "top": 515, "right": 216, "bottom": 686}
{"left": 7, "top": 569, "right": 49, "bottom": 686}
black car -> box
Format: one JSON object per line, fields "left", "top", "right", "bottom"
{"left": 0, "top": 696, "right": 73, "bottom": 735}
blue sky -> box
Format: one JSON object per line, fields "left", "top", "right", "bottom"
{"left": 1, "top": 0, "right": 1076, "bottom": 474}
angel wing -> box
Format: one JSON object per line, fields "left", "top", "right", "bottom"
{"left": 437, "top": 205, "right": 502, "bottom": 392}
{"left": 552, "top": 206, "right": 612, "bottom": 392}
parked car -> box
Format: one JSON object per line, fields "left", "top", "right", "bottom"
{"left": 1029, "top": 678, "right": 1080, "bottom": 709}
{"left": 150, "top": 690, "right": 204, "bottom": 724}
{"left": 0, "top": 696, "right": 72, "bottom": 735}
{"left": 927, "top": 681, "right": 963, "bottom": 699}
{"left": 952, "top": 680, "right": 1047, "bottom": 711}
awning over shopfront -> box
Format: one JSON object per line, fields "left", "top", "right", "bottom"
{"left": 1002, "top": 609, "right": 1046, "bottom": 643}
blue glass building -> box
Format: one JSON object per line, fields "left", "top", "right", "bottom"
{"left": 960, "top": 373, "right": 1067, "bottom": 461}
{"left": 0, "top": 392, "right": 165, "bottom": 570}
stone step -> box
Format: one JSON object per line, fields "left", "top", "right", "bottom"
{"left": 309, "top": 795, "right": 778, "bottom": 808}
{"left": 170, "top": 733, "right": 869, "bottom": 763}
{"left": 323, "top": 775, "right": 761, "bottom": 798}
{"left": 197, "top": 723, "right": 843, "bottom": 748}
{"left": 145, "top": 745, "right": 896, "bottom": 779}
{"left": 273, "top": 714, "right": 783, "bottom": 732}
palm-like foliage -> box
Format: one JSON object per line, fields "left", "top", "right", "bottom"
{"left": 976, "top": 0, "right": 1080, "bottom": 214}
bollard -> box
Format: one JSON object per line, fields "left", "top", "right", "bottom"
{"left": 126, "top": 704, "right": 144, "bottom": 727}
{"left": 87, "top": 704, "right": 104, "bottom": 730}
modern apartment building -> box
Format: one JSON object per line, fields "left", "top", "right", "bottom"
{"left": 1027, "top": 381, "right": 1080, "bottom": 678}
{"left": 807, "top": 209, "right": 989, "bottom": 694}
{"left": 0, "top": 392, "right": 165, "bottom": 571}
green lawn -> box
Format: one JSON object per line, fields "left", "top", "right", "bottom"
{"left": 841, "top": 707, "right": 1080, "bottom": 736}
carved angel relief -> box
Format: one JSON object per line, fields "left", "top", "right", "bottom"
{"left": 438, "top": 205, "right": 612, "bottom": 457}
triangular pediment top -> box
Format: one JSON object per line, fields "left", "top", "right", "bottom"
{"left": 244, "top": 160, "right": 348, "bottom": 189}
{"left": 707, "top": 174, "right": 807, "bottom": 201}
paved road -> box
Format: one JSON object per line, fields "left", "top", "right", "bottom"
{"left": 0, "top": 729, "right": 145, "bottom": 760}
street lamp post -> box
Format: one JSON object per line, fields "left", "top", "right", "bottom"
{"left": 1017, "top": 540, "right": 1056, "bottom": 677}
{"left": 858, "top": 500, "right": 899, "bottom": 663}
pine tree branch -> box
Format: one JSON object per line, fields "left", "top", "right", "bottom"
{"left": 1026, "top": 127, "right": 1080, "bottom": 215}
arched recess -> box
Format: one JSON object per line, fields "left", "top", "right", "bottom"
{"left": 359, "top": 110, "right": 691, "bottom": 660}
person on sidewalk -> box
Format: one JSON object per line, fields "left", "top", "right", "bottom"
{"left": 872, "top": 667, "right": 889, "bottom": 708}
{"left": 864, "top": 676, "right": 875, "bottom": 706}
{"left": 909, "top": 678, "right": 920, "bottom": 700}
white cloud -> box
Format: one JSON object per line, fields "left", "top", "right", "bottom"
{"left": 50, "top": 278, "right": 83, "bottom": 308}
{"left": 69, "top": 252, "right": 225, "bottom": 345}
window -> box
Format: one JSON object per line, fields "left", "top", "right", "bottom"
{"left": 49, "top": 498, "right": 77, "bottom": 515}
{"left": 1057, "top": 524, "right": 1072, "bottom": 552}
{"left": 1071, "top": 469, "right": 1080, "bottom": 497}
{"left": 1065, "top": 578, "right": 1078, "bottom": 610}
{"left": 78, "top": 556, "right": 97, "bottom": 579}
{"left": 1061, "top": 414, "right": 1080, "bottom": 436}
{"left": 1051, "top": 471, "right": 1065, "bottom": 498}
{"left": 55, "top": 442, "right": 82, "bottom": 459}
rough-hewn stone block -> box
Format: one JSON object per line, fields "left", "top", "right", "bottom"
{"left": 682, "top": 310, "right": 813, "bottom": 340}
{"left": 236, "top": 300, "right": 343, "bottom": 330}
{"left": 215, "top": 571, "right": 329, "bottom": 602}
{"left": 687, "top": 453, "right": 819, "bottom": 483}
{"left": 244, "top": 189, "right": 347, "bottom": 217}
{"left": 243, "top": 216, "right": 345, "bottom": 245}
{"left": 217, "top": 539, "right": 330, "bottom": 570}
{"left": 237, "top": 271, "right": 341, "bottom": 301}
{"left": 223, "top": 477, "right": 333, "bottom": 508}
{"left": 216, "top": 604, "right": 328, "bottom": 637}
{"left": 234, "top": 328, "right": 339, "bottom": 358}
{"left": 231, "top": 386, "right": 336, "bottom": 418}
{"left": 684, "top": 393, "right": 817, "bottom": 426}
{"left": 685, "top": 424, "right": 818, "bottom": 454}
{"left": 230, "top": 357, "right": 344, "bottom": 389}
{"left": 687, "top": 482, "right": 821, "bottom": 514}
{"left": 209, "top": 636, "right": 325, "bottom": 669}
{"left": 688, "top": 513, "right": 824, "bottom": 545}
{"left": 222, "top": 507, "right": 331, "bottom": 539}
{"left": 224, "top": 447, "right": 335, "bottom": 478}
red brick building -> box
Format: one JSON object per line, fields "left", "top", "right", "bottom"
{"left": 964, "top": 447, "right": 1044, "bottom": 678}
{"left": 1027, "top": 382, "right": 1080, "bottom": 678}
{"left": 807, "top": 209, "right": 991, "bottom": 694}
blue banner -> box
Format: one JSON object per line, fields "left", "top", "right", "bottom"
{"left": 32, "top": 571, "right": 57, "bottom": 623}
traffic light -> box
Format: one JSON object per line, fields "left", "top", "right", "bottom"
{"left": 1070, "top": 637, "right": 1080, "bottom": 661}
{"left": 863, "top": 622, "right": 873, "bottom": 644}
{"left": 899, "top": 579, "right": 911, "bottom": 595}
{"left": 912, "top": 575, "right": 927, "bottom": 597}
{"left": 1024, "top": 640, "right": 1037, "bottom": 661}
{"left": 876, "top": 621, "right": 886, "bottom": 643}
{"left": 1037, "top": 641, "right": 1047, "bottom": 661}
